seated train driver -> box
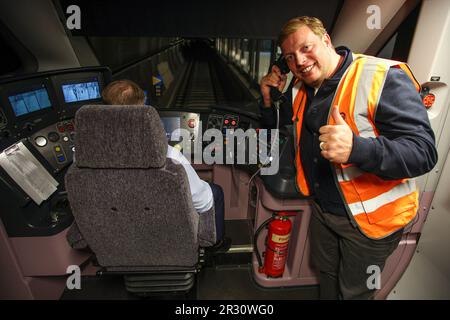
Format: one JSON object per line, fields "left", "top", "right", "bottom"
{"left": 101, "top": 79, "right": 231, "bottom": 252}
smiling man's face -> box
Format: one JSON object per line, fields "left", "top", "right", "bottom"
{"left": 281, "top": 25, "right": 336, "bottom": 89}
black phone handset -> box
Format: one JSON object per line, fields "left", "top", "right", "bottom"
{"left": 269, "top": 56, "right": 290, "bottom": 105}
{"left": 249, "top": 57, "right": 290, "bottom": 184}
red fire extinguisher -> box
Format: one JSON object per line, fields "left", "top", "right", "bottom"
{"left": 255, "top": 211, "right": 299, "bottom": 278}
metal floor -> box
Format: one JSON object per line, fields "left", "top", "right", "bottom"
{"left": 61, "top": 220, "right": 319, "bottom": 300}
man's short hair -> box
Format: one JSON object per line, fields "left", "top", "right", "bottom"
{"left": 278, "top": 16, "right": 328, "bottom": 46}
{"left": 102, "top": 79, "right": 145, "bottom": 105}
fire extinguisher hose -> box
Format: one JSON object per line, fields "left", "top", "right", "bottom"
{"left": 254, "top": 216, "right": 274, "bottom": 269}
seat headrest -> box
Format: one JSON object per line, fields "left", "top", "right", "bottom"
{"left": 74, "top": 105, "right": 168, "bottom": 168}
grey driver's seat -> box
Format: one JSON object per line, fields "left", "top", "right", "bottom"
{"left": 65, "top": 105, "right": 216, "bottom": 296}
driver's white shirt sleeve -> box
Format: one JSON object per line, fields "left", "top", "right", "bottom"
{"left": 166, "top": 145, "right": 213, "bottom": 213}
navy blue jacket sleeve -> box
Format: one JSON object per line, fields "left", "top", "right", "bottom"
{"left": 348, "top": 67, "right": 438, "bottom": 179}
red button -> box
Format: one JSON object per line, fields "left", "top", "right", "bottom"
{"left": 224, "top": 119, "right": 229, "bottom": 124}
{"left": 231, "top": 120, "right": 236, "bottom": 126}
{"left": 423, "top": 94, "right": 435, "bottom": 109}
{"left": 188, "top": 119, "right": 196, "bottom": 128}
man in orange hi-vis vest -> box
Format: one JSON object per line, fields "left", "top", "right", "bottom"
{"left": 259, "top": 16, "right": 437, "bottom": 299}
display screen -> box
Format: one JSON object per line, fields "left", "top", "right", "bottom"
{"left": 161, "top": 117, "right": 181, "bottom": 140}
{"left": 8, "top": 85, "right": 52, "bottom": 117}
{"left": 62, "top": 80, "right": 101, "bottom": 103}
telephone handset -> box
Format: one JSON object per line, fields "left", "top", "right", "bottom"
{"left": 269, "top": 56, "right": 290, "bottom": 103}
{"left": 273, "top": 55, "right": 290, "bottom": 74}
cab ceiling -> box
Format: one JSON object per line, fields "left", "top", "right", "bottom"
{"left": 58, "top": 0, "right": 343, "bottom": 39}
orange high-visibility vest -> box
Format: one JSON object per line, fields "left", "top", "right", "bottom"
{"left": 292, "top": 53, "right": 421, "bottom": 239}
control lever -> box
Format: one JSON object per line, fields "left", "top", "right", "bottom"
{"left": 49, "top": 191, "right": 70, "bottom": 224}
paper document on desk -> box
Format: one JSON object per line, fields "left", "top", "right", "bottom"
{"left": 0, "top": 142, "right": 58, "bottom": 205}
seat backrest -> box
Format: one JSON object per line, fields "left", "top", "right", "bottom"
{"left": 65, "top": 105, "right": 200, "bottom": 269}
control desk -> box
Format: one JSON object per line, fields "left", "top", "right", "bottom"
{"left": 0, "top": 67, "right": 111, "bottom": 237}
{"left": 0, "top": 69, "right": 301, "bottom": 239}
{"left": 157, "top": 107, "right": 302, "bottom": 199}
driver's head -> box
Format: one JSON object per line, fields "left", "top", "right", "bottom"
{"left": 102, "top": 79, "right": 145, "bottom": 105}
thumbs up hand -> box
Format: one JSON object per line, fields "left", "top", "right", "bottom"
{"left": 318, "top": 105, "right": 353, "bottom": 163}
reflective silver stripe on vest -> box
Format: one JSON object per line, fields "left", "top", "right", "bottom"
{"left": 353, "top": 64, "right": 379, "bottom": 138}
{"left": 292, "top": 81, "right": 302, "bottom": 106}
{"left": 352, "top": 57, "right": 401, "bottom": 138}
{"left": 347, "top": 179, "right": 417, "bottom": 215}
{"left": 336, "top": 166, "right": 364, "bottom": 182}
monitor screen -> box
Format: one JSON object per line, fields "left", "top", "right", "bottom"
{"left": 62, "top": 80, "right": 101, "bottom": 103}
{"left": 161, "top": 117, "right": 181, "bottom": 141}
{"left": 8, "top": 85, "right": 52, "bottom": 117}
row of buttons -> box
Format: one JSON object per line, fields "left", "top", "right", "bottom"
{"left": 57, "top": 121, "right": 75, "bottom": 133}
{"left": 33, "top": 121, "right": 75, "bottom": 167}
{"left": 34, "top": 120, "right": 75, "bottom": 147}
{"left": 35, "top": 131, "right": 73, "bottom": 147}
{"left": 54, "top": 145, "right": 66, "bottom": 163}
{"left": 223, "top": 115, "right": 239, "bottom": 128}
{"left": 224, "top": 119, "right": 236, "bottom": 126}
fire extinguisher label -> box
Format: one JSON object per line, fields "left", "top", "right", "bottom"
{"left": 271, "top": 233, "right": 290, "bottom": 243}
{"left": 273, "top": 254, "right": 285, "bottom": 269}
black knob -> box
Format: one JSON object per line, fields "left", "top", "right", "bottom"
{"left": 48, "top": 131, "right": 60, "bottom": 143}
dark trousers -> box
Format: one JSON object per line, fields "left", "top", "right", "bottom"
{"left": 310, "top": 203, "right": 403, "bottom": 300}
{"left": 209, "top": 183, "right": 225, "bottom": 242}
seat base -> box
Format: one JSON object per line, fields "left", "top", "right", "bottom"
{"left": 124, "top": 272, "right": 196, "bottom": 296}
{"left": 95, "top": 263, "right": 202, "bottom": 296}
